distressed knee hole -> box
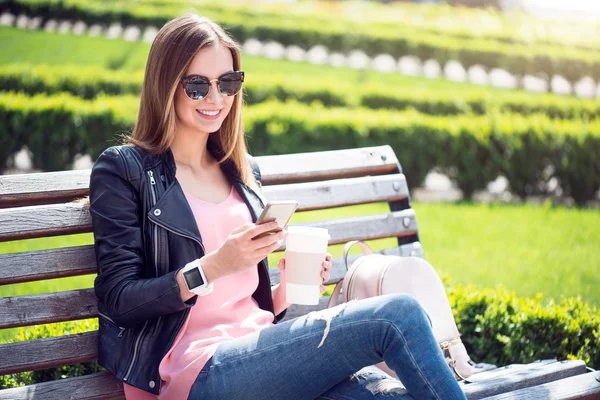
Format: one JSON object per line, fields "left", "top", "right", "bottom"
{"left": 351, "top": 366, "right": 406, "bottom": 396}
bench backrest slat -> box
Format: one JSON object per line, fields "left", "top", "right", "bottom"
{"left": 0, "top": 170, "right": 91, "bottom": 208}
{"left": 0, "top": 243, "right": 424, "bottom": 332}
{"left": 0, "top": 245, "right": 96, "bottom": 285}
{"left": 0, "top": 289, "right": 97, "bottom": 329}
{"left": 263, "top": 174, "right": 408, "bottom": 211}
{"left": 1, "top": 208, "right": 417, "bottom": 253}
{"left": 0, "top": 331, "right": 97, "bottom": 376}
{"left": 0, "top": 146, "right": 400, "bottom": 208}
{"left": 0, "top": 175, "right": 409, "bottom": 242}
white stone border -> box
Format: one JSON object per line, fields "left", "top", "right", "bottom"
{"left": 1, "top": 12, "right": 600, "bottom": 99}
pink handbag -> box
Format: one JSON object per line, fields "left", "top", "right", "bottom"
{"left": 328, "top": 241, "right": 474, "bottom": 381}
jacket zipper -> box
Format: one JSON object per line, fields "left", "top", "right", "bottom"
{"left": 98, "top": 311, "right": 126, "bottom": 338}
{"left": 122, "top": 170, "right": 160, "bottom": 383}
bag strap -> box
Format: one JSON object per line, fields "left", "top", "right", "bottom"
{"left": 328, "top": 241, "right": 374, "bottom": 309}
{"left": 328, "top": 281, "right": 343, "bottom": 308}
{"left": 342, "top": 240, "right": 373, "bottom": 271}
{"left": 440, "top": 339, "right": 473, "bottom": 384}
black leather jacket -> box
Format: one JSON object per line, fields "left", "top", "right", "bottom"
{"left": 89, "top": 144, "right": 286, "bottom": 395}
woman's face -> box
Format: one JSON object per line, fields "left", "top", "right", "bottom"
{"left": 174, "top": 44, "right": 236, "bottom": 135}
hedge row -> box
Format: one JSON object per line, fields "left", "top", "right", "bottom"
{"left": 2, "top": 92, "right": 600, "bottom": 204}
{"left": 130, "top": 0, "right": 600, "bottom": 53}
{"left": 2, "top": 283, "right": 598, "bottom": 389}
{"left": 3, "top": 64, "right": 600, "bottom": 121}
{"left": 159, "top": 0, "right": 600, "bottom": 54}
{"left": 3, "top": 0, "right": 600, "bottom": 84}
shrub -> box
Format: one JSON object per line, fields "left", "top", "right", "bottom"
{"left": 449, "top": 284, "right": 600, "bottom": 369}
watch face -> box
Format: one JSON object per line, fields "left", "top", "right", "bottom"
{"left": 183, "top": 267, "right": 204, "bottom": 289}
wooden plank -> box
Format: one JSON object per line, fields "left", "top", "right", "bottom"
{"left": 0, "top": 202, "right": 90, "bottom": 242}
{"left": 0, "top": 198, "right": 417, "bottom": 246}
{"left": 0, "top": 146, "right": 400, "bottom": 208}
{"left": 271, "top": 210, "right": 417, "bottom": 253}
{"left": 262, "top": 174, "right": 409, "bottom": 211}
{"left": 0, "top": 219, "right": 419, "bottom": 285}
{"left": 462, "top": 360, "right": 588, "bottom": 399}
{"left": 0, "top": 372, "right": 125, "bottom": 400}
{"left": 258, "top": 145, "right": 400, "bottom": 185}
{"left": 0, "top": 170, "right": 90, "bottom": 209}
{"left": 480, "top": 370, "right": 600, "bottom": 400}
{"left": 0, "top": 245, "right": 423, "bottom": 328}
{"left": 0, "top": 289, "right": 97, "bottom": 329}
{"left": 268, "top": 243, "right": 424, "bottom": 285}
{"left": 0, "top": 331, "right": 97, "bottom": 375}
{"left": 0, "top": 245, "right": 96, "bottom": 285}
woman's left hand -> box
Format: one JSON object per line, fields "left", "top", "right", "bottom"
{"left": 278, "top": 253, "right": 333, "bottom": 294}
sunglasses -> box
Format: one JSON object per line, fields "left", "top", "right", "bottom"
{"left": 180, "top": 71, "right": 245, "bottom": 100}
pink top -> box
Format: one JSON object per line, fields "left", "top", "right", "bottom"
{"left": 123, "top": 186, "right": 275, "bottom": 400}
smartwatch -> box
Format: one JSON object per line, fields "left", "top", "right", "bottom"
{"left": 181, "top": 260, "right": 214, "bottom": 296}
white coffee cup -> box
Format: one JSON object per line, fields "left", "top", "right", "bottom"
{"left": 285, "top": 226, "right": 330, "bottom": 305}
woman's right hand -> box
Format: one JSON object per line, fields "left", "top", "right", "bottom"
{"left": 211, "top": 221, "right": 287, "bottom": 276}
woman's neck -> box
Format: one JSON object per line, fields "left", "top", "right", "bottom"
{"left": 170, "top": 125, "right": 212, "bottom": 171}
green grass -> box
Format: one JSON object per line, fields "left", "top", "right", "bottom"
{"left": 0, "top": 26, "right": 527, "bottom": 97}
{"left": 1, "top": 201, "right": 598, "bottom": 342}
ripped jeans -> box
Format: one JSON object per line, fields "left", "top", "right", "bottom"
{"left": 188, "top": 293, "right": 466, "bottom": 400}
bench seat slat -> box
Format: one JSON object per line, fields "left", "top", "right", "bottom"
{"left": 480, "top": 370, "right": 600, "bottom": 400}
{"left": 0, "top": 331, "right": 97, "bottom": 375}
{"left": 0, "top": 372, "right": 124, "bottom": 400}
{"left": 0, "top": 146, "right": 399, "bottom": 208}
{"left": 0, "top": 289, "right": 97, "bottom": 329}
{"left": 462, "top": 360, "right": 588, "bottom": 399}
{"left": 0, "top": 245, "right": 96, "bottom": 285}
{"left": 1, "top": 243, "right": 424, "bottom": 326}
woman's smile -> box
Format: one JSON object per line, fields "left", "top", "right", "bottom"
{"left": 196, "top": 109, "right": 222, "bottom": 120}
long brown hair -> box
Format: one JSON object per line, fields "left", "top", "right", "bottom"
{"left": 126, "top": 14, "right": 255, "bottom": 188}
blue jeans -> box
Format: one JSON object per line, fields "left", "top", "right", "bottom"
{"left": 188, "top": 294, "right": 466, "bottom": 399}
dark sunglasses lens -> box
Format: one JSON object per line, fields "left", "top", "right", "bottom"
{"left": 184, "top": 79, "right": 210, "bottom": 100}
{"left": 218, "top": 73, "right": 243, "bottom": 96}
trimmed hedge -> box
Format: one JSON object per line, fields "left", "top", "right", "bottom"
{"left": 120, "top": 0, "right": 600, "bottom": 54}
{"left": 449, "top": 285, "right": 600, "bottom": 370}
{"left": 3, "top": 64, "right": 600, "bottom": 120}
{"left": 3, "top": 0, "right": 600, "bottom": 84}
{"left": 2, "top": 92, "right": 600, "bottom": 204}
{"left": 1, "top": 284, "right": 597, "bottom": 389}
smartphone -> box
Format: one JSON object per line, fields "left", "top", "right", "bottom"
{"left": 252, "top": 200, "right": 299, "bottom": 240}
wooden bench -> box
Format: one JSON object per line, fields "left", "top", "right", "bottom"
{"left": 1, "top": 146, "right": 599, "bottom": 399}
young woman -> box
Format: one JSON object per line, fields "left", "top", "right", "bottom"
{"left": 89, "top": 14, "right": 466, "bottom": 400}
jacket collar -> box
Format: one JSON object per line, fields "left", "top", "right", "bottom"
{"left": 147, "top": 142, "right": 264, "bottom": 244}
